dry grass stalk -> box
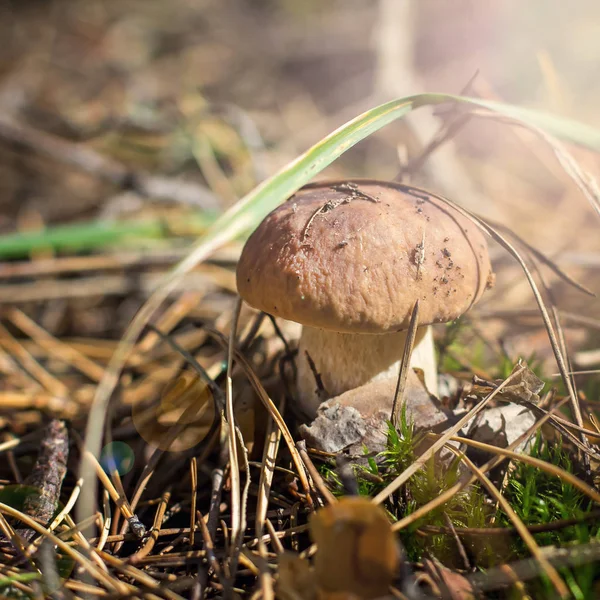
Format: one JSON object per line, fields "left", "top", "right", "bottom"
{"left": 0, "top": 502, "right": 124, "bottom": 593}
{"left": 391, "top": 299, "right": 420, "bottom": 427}
{"left": 6, "top": 308, "right": 105, "bottom": 382}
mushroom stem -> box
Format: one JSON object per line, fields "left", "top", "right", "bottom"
{"left": 297, "top": 325, "right": 438, "bottom": 419}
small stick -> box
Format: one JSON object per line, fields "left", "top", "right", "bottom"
{"left": 14, "top": 420, "right": 69, "bottom": 542}
{"left": 128, "top": 487, "right": 172, "bottom": 563}
{"left": 265, "top": 519, "right": 284, "bottom": 554}
{"left": 304, "top": 350, "right": 328, "bottom": 400}
{"left": 79, "top": 446, "right": 145, "bottom": 538}
{"left": 97, "top": 490, "right": 111, "bottom": 552}
{"left": 189, "top": 458, "right": 198, "bottom": 548}
{"left": 391, "top": 300, "right": 419, "bottom": 427}
{"left": 302, "top": 182, "right": 379, "bottom": 242}
{"left": 197, "top": 510, "right": 222, "bottom": 579}
{"left": 296, "top": 440, "right": 336, "bottom": 506}
{"left": 224, "top": 299, "right": 243, "bottom": 580}
{"left": 24, "top": 477, "right": 84, "bottom": 556}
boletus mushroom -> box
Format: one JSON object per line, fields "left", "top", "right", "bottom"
{"left": 237, "top": 179, "right": 493, "bottom": 419}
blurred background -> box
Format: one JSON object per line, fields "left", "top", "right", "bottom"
{"left": 2, "top": 4, "right": 600, "bottom": 596}
{"left": 1, "top": 0, "right": 599, "bottom": 371}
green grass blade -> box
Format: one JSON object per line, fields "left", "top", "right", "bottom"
{"left": 4, "top": 93, "right": 599, "bottom": 261}
{"left": 0, "top": 220, "right": 164, "bottom": 258}
{"left": 0, "top": 214, "right": 217, "bottom": 259}
{"left": 0, "top": 572, "right": 41, "bottom": 587}
{"left": 172, "top": 92, "right": 600, "bottom": 280}
{"left": 445, "top": 94, "right": 600, "bottom": 149}
{"left": 80, "top": 92, "right": 600, "bottom": 535}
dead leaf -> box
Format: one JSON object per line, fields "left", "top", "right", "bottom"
{"left": 471, "top": 361, "right": 545, "bottom": 405}
{"left": 467, "top": 404, "right": 536, "bottom": 452}
{"left": 131, "top": 372, "right": 254, "bottom": 453}
{"left": 423, "top": 558, "right": 477, "bottom": 600}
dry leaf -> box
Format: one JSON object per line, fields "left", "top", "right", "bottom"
{"left": 471, "top": 361, "right": 544, "bottom": 405}
{"left": 423, "top": 559, "right": 477, "bottom": 600}
{"left": 131, "top": 372, "right": 255, "bottom": 452}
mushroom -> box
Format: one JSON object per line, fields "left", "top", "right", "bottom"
{"left": 309, "top": 496, "right": 400, "bottom": 599}
{"left": 236, "top": 179, "right": 493, "bottom": 419}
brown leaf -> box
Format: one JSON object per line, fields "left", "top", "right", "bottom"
{"left": 423, "top": 559, "right": 477, "bottom": 600}
{"left": 472, "top": 361, "right": 545, "bottom": 405}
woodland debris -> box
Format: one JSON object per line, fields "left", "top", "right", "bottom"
{"left": 5, "top": 419, "right": 68, "bottom": 543}
{"left": 422, "top": 558, "right": 476, "bottom": 600}
{"left": 300, "top": 370, "right": 452, "bottom": 455}
{"left": 463, "top": 403, "right": 537, "bottom": 453}
{"left": 469, "top": 361, "right": 545, "bottom": 405}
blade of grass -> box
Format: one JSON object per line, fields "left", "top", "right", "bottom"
{"left": 418, "top": 190, "right": 589, "bottom": 458}
{"left": 225, "top": 300, "right": 242, "bottom": 564}
{"left": 486, "top": 222, "right": 594, "bottom": 297}
{"left": 0, "top": 572, "right": 41, "bottom": 588}
{"left": 255, "top": 403, "right": 284, "bottom": 600}
{"left": 450, "top": 435, "right": 600, "bottom": 503}
{"left": 391, "top": 299, "right": 419, "bottom": 426}
{"left": 80, "top": 92, "right": 600, "bottom": 536}
{"left": 189, "top": 458, "right": 198, "bottom": 548}
{"left": 0, "top": 215, "right": 215, "bottom": 259}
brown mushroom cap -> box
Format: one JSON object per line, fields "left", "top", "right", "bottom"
{"left": 236, "top": 179, "right": 493, "bottom": 334}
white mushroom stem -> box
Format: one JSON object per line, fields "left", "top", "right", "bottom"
{"left": 297, "top": 326, "right": 438, "bottom": 419}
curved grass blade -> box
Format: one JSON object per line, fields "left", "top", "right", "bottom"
{"left": 79, "top": 92, "right": 600, "bottom": 534}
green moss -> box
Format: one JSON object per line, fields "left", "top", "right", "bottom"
{"left": 319, "top": 405, "right": 493, "bottom": 566}
{"left": 495, "top": 434, "right": 600, "bottom": 598}
{"left": 317, "top": 374, "right": 600, "bottom": 596}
